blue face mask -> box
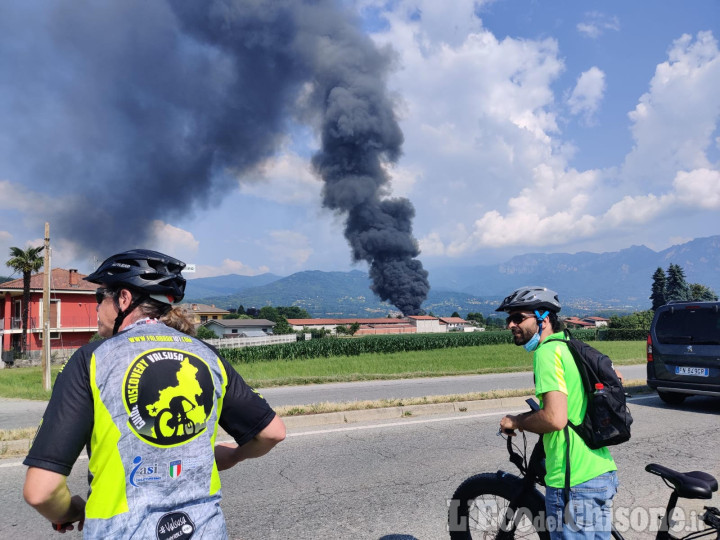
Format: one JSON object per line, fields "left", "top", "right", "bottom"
{"left": 523, "top": 310, "right": 549, "bottom": 352}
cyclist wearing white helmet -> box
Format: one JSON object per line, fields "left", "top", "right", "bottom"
{"left": 498, "top": 286, "right": 617, "bottom": 539}
{"left": 23, "top": 249, "right": 285, "bottom": 538}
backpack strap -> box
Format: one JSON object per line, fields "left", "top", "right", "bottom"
{"left": 563, "top": 425, "right": 578, "bottom": 529}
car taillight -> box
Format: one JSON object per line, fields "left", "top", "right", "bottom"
{"left": 647, "top": 334, "right": 653, "bottom": 362}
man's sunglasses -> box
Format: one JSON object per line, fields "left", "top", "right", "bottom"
{"left": 505, "top": 313, "right": 534, "bottom": 326}
{"left": 95, "top": 287, "right": 113, "bottom": 304}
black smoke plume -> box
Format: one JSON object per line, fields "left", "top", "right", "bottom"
{"left": 0, "top": 0, "right": 429, "bottom": 314}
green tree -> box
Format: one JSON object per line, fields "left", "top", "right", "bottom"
{"left": 6, "top": 246, "right": 44, "bottom": 354}
{"left": 466, "top": 312, "right": 485, "bottom": 325}
{"left": 272, "top": 315, "right": 294, "bottom": 335}
{"left": 196, "top": 326, "right": 219, "bottom": 340}
{"left": 237, "top": 305, "right": 246, "bottom": 315}
{"left": 258, "top": 306, "right": 279, "bottom": 321}
{"left": 451, "top": 311, "right": 460, "bottom": 318}
{"left": 277, "top": 306, "right": 311, "bottom": 319}
{"left": 665, "top": 264, "right": 691, "bottom": 303}
{"left": 348, "top": 321, "right": 361, "bottom": 335}
{"left": 650, "top": 267, "right": 667, "bottom": 310}
{"left": 609, "top": 310, "right": 654, "bottom": 330}
{"left": 689, "top": 283, "right": 718, "bottom": 301}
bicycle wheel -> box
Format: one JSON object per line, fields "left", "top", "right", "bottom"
{"left": 448, "top": 472, "right": 549, "bottom": 540}
{"left": 154, "top": 408, "right": 177, "bottom": 441}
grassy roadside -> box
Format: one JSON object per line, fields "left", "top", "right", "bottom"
{"left": 237, "top": 341, "right": 646, "bottom": 387}
{"left": 0, "top": 341, "right": 646, "bottom": 398}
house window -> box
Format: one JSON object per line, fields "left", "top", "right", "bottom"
{"left": 231, "top": 329, "right": 238, "bottom": 334}
{"left": 200, "top": 316, "right": 208, "bottom": 323}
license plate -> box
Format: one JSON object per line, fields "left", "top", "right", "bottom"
{"left": 675, "top": 366, "right": 709, "bottom": 377}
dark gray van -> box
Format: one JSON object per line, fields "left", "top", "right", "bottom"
{"left": 647, "top": 301, "right": 720, "bottom": 404}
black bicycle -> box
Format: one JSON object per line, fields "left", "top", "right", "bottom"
{"left": 448, "top": 403, "right": 719, "bottom": 539}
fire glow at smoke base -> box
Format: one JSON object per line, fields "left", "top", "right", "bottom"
{"left": 0, "top": 0, "right": 429, "bottom": 314}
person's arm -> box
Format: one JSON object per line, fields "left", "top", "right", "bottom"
{"left": 214, "top": 414, "right": 286, "bottom": 471}
{"left": 23, "top": 467, "right": 85, "bottom": 532}
{"left": 500, "top": 390, "right": 568, "bottom": 435}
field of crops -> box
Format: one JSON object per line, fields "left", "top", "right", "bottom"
{"left": 218, "top": 327, "right": 638, "bottom": 364}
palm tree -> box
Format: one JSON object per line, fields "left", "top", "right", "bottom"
{"left": 6, "top": 246, "right": 44, "bottom": 355}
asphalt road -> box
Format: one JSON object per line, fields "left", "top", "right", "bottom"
{"left": 0, "top": 364, "right": 648, "bottom": 430}
{"left": 2, "top": 392, "right": 718, "bottom": 539}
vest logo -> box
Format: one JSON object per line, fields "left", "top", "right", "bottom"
{"left": 169, "top": 459, "right": 182, "bottom": 478}
{"left": 129, "top": 455, "right": 161, "bottom": 487}
{"left": 156, "top": 511, "right": 195, "bottom": 540}
{"left": 123, "top": 348, "right": 215, "bottom": 446}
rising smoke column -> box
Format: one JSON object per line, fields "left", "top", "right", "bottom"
{"left": 306, "top": 18, "right": 430, "bottom": 315}
{"left": 172, "top": 0, "right": 429, "bottom": 314}
{"left": 0, "top": 0, "right": 429, "bottom": 314}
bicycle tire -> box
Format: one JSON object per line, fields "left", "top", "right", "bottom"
{"left": 154, "top": 408, "right": 177, "bottom": 441}
{"left": 448, "top": 472, "right": 549, "bottom": 540}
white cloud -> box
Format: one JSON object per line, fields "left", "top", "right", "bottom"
{"left": 623, "top": 32, "right": 720, "bottom": 187}
{"left": 576, "top": 12, "right": 620, "bottom": 39}
{"left": 194, "top": 259, "right": 270, "bottom": 279}
{"left": 567, "top": 67, "right": 606, "bottom": 125}
{"left": 0, "top": 179, "right": 54, "bottom": 214}
{"left": 149, "top": 221, "right": 200, "bottom": 263}
{"left": 673, "top": 168, "right": 720, "bottom": 209}
{"left": 238, "top": 149, "right": 322, "bottom": 205}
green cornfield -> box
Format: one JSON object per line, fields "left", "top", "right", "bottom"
{"left": 219, "top": 328, "right": 605, "bottom": 364}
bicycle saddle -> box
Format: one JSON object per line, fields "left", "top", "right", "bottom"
{"left": 645, "top": 463, "right": 719, "bottom": 499}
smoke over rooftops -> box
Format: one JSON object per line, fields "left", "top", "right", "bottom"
{"left": 0, "top": 0, "right": 429, "bottom": 314}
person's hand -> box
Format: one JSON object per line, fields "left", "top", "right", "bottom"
{"left": 52, "top": 495, "right": 85, "bottom": 533}
{"left": 499, "top": 415, "right": 521, "bottom": 436}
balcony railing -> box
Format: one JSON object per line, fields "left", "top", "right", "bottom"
{"left": 1, "top": 316, "right": 96, "bottom": 332}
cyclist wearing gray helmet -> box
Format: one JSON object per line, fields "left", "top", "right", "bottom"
{"left": 23, "top": 249, "right": 285, "bottom": 538}
{"left": 498, "top": 286, "right": 618, "bottom": 539}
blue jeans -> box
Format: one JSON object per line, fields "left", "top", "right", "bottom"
{"left": 545, "top": 471, "right": 619, "bottom": 540}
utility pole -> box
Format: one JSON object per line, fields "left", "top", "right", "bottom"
{"left": 42, "top": 223, "right": 51, "bottom": 391}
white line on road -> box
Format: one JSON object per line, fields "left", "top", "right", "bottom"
{"left": 0, "top": 395, "right": 658, "bottom": 469}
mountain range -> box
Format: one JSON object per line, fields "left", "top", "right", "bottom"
{"left": 184, "top": 235, "right": 720, "bottom": 318}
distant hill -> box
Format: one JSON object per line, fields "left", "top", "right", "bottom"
{"left": 184, "top": 272, "right": 282, "bottom": 300}
{"left": 184, "top": 236, "right": 720, "bottom": 317}
{"left": 431, "top": 236, "right": 720, "bottom": 304}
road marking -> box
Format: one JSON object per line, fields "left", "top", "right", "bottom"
{"left": 286, "top": 409, "right": 529, "bottom": 437}
{"left": 0, "top": 395, "right": 659, "bottom": 468}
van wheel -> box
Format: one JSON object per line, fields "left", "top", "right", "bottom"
{"left": 658, "top": 391, "right": 686, "bottom": 405}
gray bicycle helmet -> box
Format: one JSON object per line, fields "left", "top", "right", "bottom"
{"left": 85, "top": 249, "right": 186, "bottom": 335}
{"left": 85, "top": 249, "right": 186, "bottom": 303}
{"left": 496, "top": 286, "right": 561, "bottom": 313}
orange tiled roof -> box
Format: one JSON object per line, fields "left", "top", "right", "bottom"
{"left": 439, "top": 317, "right": 467, "bottom": 324}
{"left": 0, "top": 268, "right": 95, "bottom": 291}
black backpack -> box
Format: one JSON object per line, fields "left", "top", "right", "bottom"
{"left": 545, "top": 331, "right": 633, "bottom": 450}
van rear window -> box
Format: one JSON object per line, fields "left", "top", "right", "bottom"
{"left": 656, "top": 307, "right": 720, "bottom": 345}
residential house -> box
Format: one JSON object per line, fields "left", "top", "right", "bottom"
{"left": 286, "top": 318, "right": 415, "bottom": 336}
{"left": 181, "top": 303, "right": 230, "bottom": 325}
{"left": 563, "top": 316, "right": 597, "bottom": 329}
{"left": 1, "top": 269, "right": 97, "bottom": 362}
{"left": 201, "top": 318, "right": 275, "bottom": 338}
{"left": 438, "top": 316, "right": 470, "bottom": 332}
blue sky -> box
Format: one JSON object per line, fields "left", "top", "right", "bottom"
{"left": 1, "top": 0, "right": 719, "bottom": 280}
